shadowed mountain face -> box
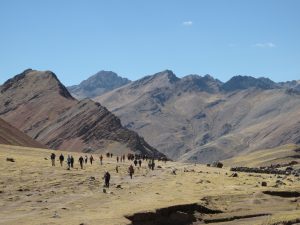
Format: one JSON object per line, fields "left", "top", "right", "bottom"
{"left": 94, "top": 70, "right": 300, "bottom": 163}
{"left": 0, "top": 117, "right": 45, "bottom": 148}
{"left": 68, "top": 71, "right": 131, "bottom": 99}
{"left": 0, "top": 69, "right": 164, "bottom": 157}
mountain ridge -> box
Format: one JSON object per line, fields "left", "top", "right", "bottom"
{"left": 0, "top": 117, "right": 45, "bottom": 148}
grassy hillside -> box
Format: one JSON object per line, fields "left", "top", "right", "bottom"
{"left": 223, "top": 144, "right": 300, "bottom": 167}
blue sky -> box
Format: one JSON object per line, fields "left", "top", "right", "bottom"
{"left": 0, "top": 0, "right": 299, "bottom": 86}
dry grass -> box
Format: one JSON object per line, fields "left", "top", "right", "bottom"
{"left": 0, "top": 144, "right": 300, "bottom": 225}
{"left": 223, "top": 144, "right": 300, "bottom": 167}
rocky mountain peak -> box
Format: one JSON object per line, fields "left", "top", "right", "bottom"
{"left": 222, "top": 75, "right": 278, "bottom": 92}
{"left": 1, "top": 69, "right": 74, "bottom": 100}
{"left": 179, "top": 74, "right": 222, "bottom": 93}
{"left": 130, "top": 70, "right": 179, "bottom": 90}
{"left": 67, "top": 70, "right": 131, "bottom": 99}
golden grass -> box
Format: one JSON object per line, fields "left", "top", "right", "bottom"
{"left": 0, "top": 144, "right": 300, "bottom": 225}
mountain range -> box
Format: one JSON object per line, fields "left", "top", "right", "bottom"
{"left": 90, "top": 70, "right": 300, "bottom": 162}
{"left": 0, "top": 69, "right": 164, "bottom": 157}
{"left": 2, "top": 68, "right": 300, "bottom": 163}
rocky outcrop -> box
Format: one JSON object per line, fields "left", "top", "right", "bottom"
{"left": 0, "top": 69, "right": 164, "bottom": 157}
{"left": 230, "top": 166, "right": 297, "bottom": 175}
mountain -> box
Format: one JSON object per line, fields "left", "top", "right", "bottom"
{"left": 68, "top": 70, "right": 131, "bottom": 99}
{"left": 278, "top": 80, "right": 300, "bottom": 91}
{"left": 0, "top": 69, "right": 164, "bottom": 157}
{"left": 94, "top": 70, "right": 300, "bottom": 163}
{"left": 0, "top": 117, "right": 44, "bottom": 148}
{"left": 222, "top": 75, "right": 278, "bottom": 91}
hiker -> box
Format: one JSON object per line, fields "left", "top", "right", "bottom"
{"left": 104, "top": 171, "right": 111, "bottom": 188}
{"left": 151, "top": 159, "right": 155, "bottom": 170}
{"left": 116, "top": 165, "right": 119, "bottom": 173}
{"left": 99, "top": 155, "right": 103, "bottom": 165}
{"left": 79, "top": 156, "right": 84, "bottom": 169}
{"left": 134, "top": 159, "right": 138, "bottom": 167}
{"left": 59, "top": 154, "right": 64, "bottom": 167}
{"left": 84, "top": 155, "right": 88, "bottom": 164}
{"left": 70, "top": 155, "right": 74, "bottom": 168}
{"left": 67, "top": 155, "right": 71, "bottom": 170}
{"left": 50, "top": 153, "right": 56, "bottom": 166}
{"left": 116, "top": 156, "right": 119, "bottom": 163}
{"left": 128, "top": 164, "right": 134, "bottom": 179}
{"left": 138, "top": 159, "right": 142, "bottom": 167}
{"left": 90, "top": 155, "right": 94, "bottom": 165}
{"left": 110, "top": 153, "right": 113, "bottom": 158}
{"left": 148, "top": 161, "right": 152, "bottom": 169}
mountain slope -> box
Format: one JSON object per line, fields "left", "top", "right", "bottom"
{"left": 0, "top": 117, "right": 44, "bottom": 148}
{"left": 68, "top": 70, "right": 131, "bottom": 99}
{"left": 0, "top": 69, "right": 163, "bottom": 157}
{"left": 95, "top": 70, "right": 300, "bottom": 162}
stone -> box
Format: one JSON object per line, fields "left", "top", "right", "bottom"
{"left": 6, "top": 158, "right": 15, "bottom": 162}
{"left": 230, "top": 173, "right": 238, "bottom": 177}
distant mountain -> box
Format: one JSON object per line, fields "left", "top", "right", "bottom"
{"left": 68, "top": 71, "right": 131, "bottom": 99}
{"left": 278, "top": 80, "right": 300, "bottom": 91}
{"left": 222, "top": 75, "right": 279, "bottom": 91}
{"left": 0, "top": 117, "right": 45, "bottom": 148}
{"left": 95, "top": 70, "right": 300, "bottom": 163}
{"left": 0, "top": 69, "right": 164, "bottom": 157}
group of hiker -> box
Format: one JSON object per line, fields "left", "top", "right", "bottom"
{"left": 50, "top": 152, "right": 164, "bottom": 187}
{"left": 51, "top": 153, "right": 94, "bottom": 169}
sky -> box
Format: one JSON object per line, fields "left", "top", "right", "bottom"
{"left": 0, "top": 0, "right": 299, "bottom": 86}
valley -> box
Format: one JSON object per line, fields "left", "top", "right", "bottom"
{"left": 0, "top": 144, "right": 300, "bottom": 225}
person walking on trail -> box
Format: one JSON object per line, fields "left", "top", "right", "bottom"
{"left": 138, "top": 159, "right": 142, "bottom": 168}
{"left": 116, "top": 165, "right": 119, "bottom": 173}
{"left": 99, "top": 155, "right": 103, "bottom": 165}
{"left": 51, "top": 153, "right": 56, "bottom": 166}
{"left": 85, "top": 155, "right": 88, "bottom": 164}
{"left": 151, "top": 159, "right": 155, "bottom": 170}
{"left": 104, "top": 171, "right": 111, "bottom": 188}
{"left": 116, "top": 156, "right": 119, "bottom": 163}
{"left": 90, "top": 155, "right": 94, "bottom": 165}
{"left": 128, "top": 165, "right": 134, "bottom": 179}
{"left": 67, "top": 155, "right": 71, "bottom": 170}
{"left": 148, "top": 161, "right": 151, "bottom": 169}
{"left": 59, "top": 154, "right": 64, "bottom": 167}
{"left": 79, "top": 156, "right": 84, "bottom": 169}
{"left": 70, "top": 155, "right": 74, "bottom": 168}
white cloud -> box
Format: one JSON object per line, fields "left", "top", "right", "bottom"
{"left": 253, "top": 42, "right": 276, "bottom": 48}
{"left": 182, "top": 21, "right": 193, "bottom": 26}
